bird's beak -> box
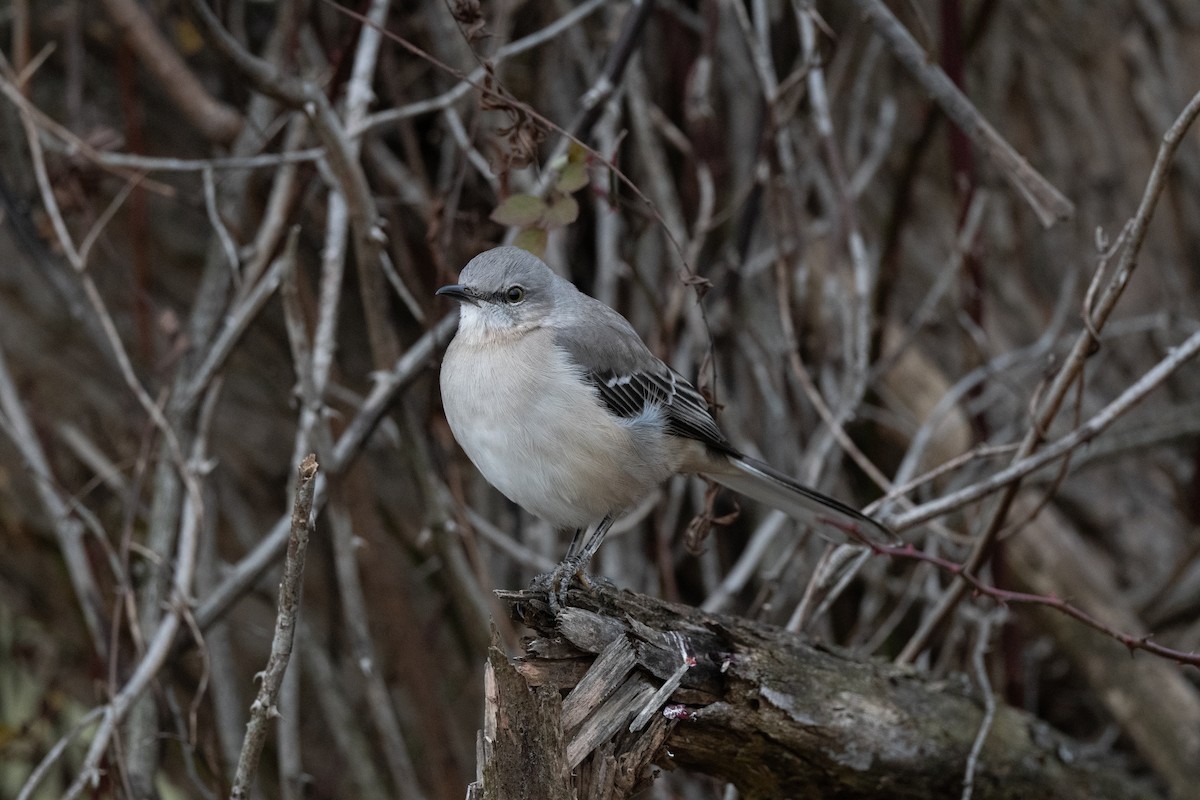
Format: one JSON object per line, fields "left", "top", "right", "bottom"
{"left": 435, "top": 284, "right": 480, "bottom": 306}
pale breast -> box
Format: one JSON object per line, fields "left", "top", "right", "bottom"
{"left": 441, "top": 328, "right": 673, "bottom": 529}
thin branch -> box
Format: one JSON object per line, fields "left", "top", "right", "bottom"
{"left": 202, "top": 165, "right": 241, "bottom": 283}
{"left": 0, "top": 339, "right": 109, "bottom": 659}
{"left": 892, "top": 325, "right": 1200, "bottom": 531}
{"left": 61, "top": 492, "right": 204, "bottom": 799}
{"left": 178, "top": 244, "right": 294, "bottom": 410}
{"left": 360, "top": 0, "right": 610, "bottom": 133}
{"left": 193, "top": 315, "right": 456, "bottom": 633}
{"left": 874, "top": 541, "right": 1200, "bottom": 667}
{"left": 961, "top": 611, "right": 1001, "bottom": 800}
{"left": 230, "top": 455, "right": 319, "bottom": 799}
{"left": 330, "top": 0, "right": 699, "bottom": 279}
{"left": 9, "top": 53, "right": 205, "bottom": 518}
{"left": 100, "top": 0, "right": 242, "bottom": 142}
{"left": 325, "top": 503, "right": 424, "bottom": 797}
{"left": 14, "top": 707, "right": 105, "bottom": 800}
{"left": 91, "top": 148, "right": 323, "bottom": 172}
{"left": 897, "top": 87, "right": 1200, "bottom": 661}
{"left": 851, "top": 0, "right": 1073, "bottom": 226}
{"left": 186, "top": 0, "right": 397, "bottom": 367}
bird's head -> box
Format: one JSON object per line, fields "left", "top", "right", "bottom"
{"left": 437, "top": 246, "right": 563, "bottom": 336}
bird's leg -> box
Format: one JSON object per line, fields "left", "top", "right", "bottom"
{"left": 564, "top": 526, "right": 586, "bottom": 560}
{"left": 573, "top": 514, "right": 616, "bottom": 567}
{"left": 533, "top": 515, "right": 615, "bottom": 611}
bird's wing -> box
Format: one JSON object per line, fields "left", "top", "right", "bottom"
{"left": 551, "top": 296, "right": 896, "bottom": 545}
{"left": 552, "top": 301, "right": 736, "bottom": 456}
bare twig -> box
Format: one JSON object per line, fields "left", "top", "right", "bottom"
{"left": 230, "top": 454, "right": 319, "bottom": 799}
{"left": 564, "top": 0, "right": 657, "bottom": 142}
{"left": 0, "top": 339, "right": 109, "bottom": 659}
{"left": 851, "top": 0, "right": 1074, "bottom": 227}
{"left": 360, "top": 0, "right": 609, "bottom": 133}
{"left": 193, "top": 315, "right": 456, "bottom": 633}
{"left": 897, "top": 88, "right": 1200, "bottom": 662}
{"left": 332, "top": 0, "right": 699, "bottom": 277}
{"left": 874, "top": 541, "right": 1200, "bottom": 666}
{"left": 961, "top": 611, "right": 1001, "bottom": 800}
{"left": 99, "top": 0, "right": 241, "bottom": 141}
{"left": 325, "top": 503, "right": 424, "bottom": 797}
{"left": 185, "top": 0, "right": 398, "bottom": 369}
{"left": 893, "top": 325, "right": 1200, "bottom": 531}
{"left": 59, "top": 487, "right": 204, "bottom": 799}
{"left": 14, "top": 707, "right": 105, "bottom": 800}
{"left": 202, "top": 165, "right": 241, "bottom": 282}
{"left": 178, "top": 243, "right": 293, "bottom": 409}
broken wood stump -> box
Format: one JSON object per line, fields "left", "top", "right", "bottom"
{"left": 467, "top": 585, "right": 1159, "bottom": 800}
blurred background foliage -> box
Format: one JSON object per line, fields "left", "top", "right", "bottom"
{"left": 0, "top": 0, "right": 1199, "bottom": 797}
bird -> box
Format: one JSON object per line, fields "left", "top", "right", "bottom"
{"left": 436, "top": 246, "right": 893, "bottom": 594}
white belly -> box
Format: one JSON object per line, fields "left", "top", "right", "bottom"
{"left": 440, "top": 328, "right": 673, "bottom": 529}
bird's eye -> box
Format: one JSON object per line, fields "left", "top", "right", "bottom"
{"left": 505, "top": 285, "right": 526, "bottom": 303}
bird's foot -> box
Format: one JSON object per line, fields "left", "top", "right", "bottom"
{"left": 530, "top": 556, "right": 592, "bottom": 612}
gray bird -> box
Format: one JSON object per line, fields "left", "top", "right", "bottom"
{"left": 437, "top": 246, "right": 893, "bottom": 591}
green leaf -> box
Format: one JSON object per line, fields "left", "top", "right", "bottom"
{"left": 513, "top": 227, "right": 548, "bottom": 256}
{"left": 555, "top": 161, "right": 589, "bottom": 193}
{"left": 543, "top": 194, "right": 579, "bottom": 227}
{"left": 490, "top": 194, "right": 547, "bottom": 226}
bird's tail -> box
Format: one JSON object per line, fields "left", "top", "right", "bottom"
{"left": 709, "top": 456, "right": 896, "bottom": 547}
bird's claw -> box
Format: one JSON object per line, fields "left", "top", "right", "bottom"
{"left": 531, "top": 556, "right": 591, "bottom": 612}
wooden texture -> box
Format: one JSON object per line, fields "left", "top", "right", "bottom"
{"left": 466, "top": 586, "right": 1161, "bottom": 799}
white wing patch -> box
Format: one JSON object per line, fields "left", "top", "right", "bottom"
{"left": 588, "top": 367, "right": 735, "bottom": 455}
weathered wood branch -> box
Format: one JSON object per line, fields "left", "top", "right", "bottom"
{"left": 469, "top": 586, "right": 1160, "bottom": 800}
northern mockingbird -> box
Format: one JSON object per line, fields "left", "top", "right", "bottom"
{"left": 437, "top": 246, "right": 892, "bottom": 586}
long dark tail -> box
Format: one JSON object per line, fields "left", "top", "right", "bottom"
{"left": 709, "top": 456, "right": 895, "bottom": 546}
